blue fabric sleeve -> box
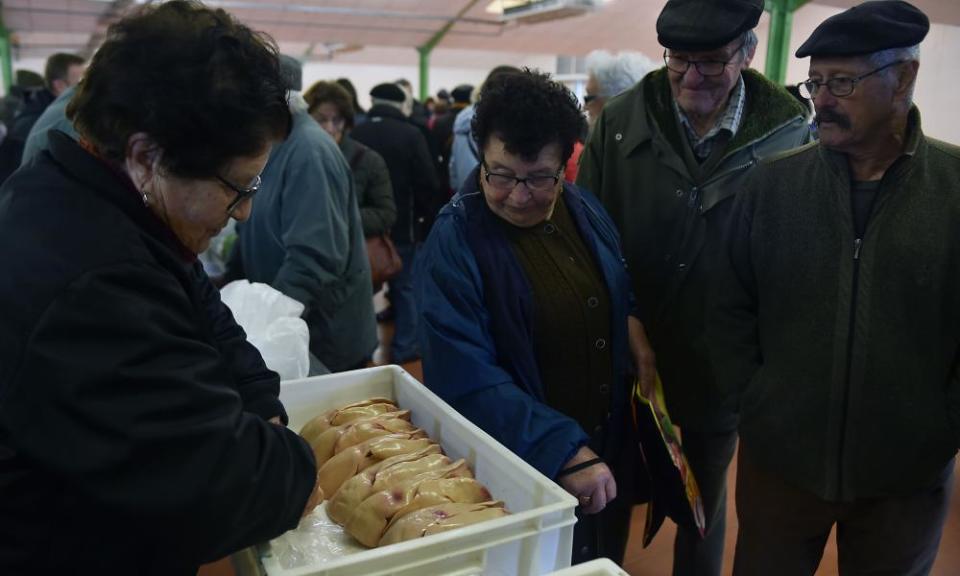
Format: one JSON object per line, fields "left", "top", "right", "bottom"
{"left": 417, "top": 214, "right": 589, "bottom": 479}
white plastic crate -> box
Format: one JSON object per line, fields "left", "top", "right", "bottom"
{"left": 260, "top": 365, "right": 578, "bottom": 576}
{"left": 548, "top": 559, "right": 627, "bottom": 575}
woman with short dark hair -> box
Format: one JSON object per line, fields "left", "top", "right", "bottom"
{"left": 417, "top": 69, "right": 654, "bottom": 565}
{"left": 0, "top": 2, "right": 319, "bottom": 573}
{"left": 305, "top": 80, "right": 396, "bottom": 238}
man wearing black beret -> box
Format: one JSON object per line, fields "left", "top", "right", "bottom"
{"left": 352, "top": 83, "right": 441, "bottom": 364}
{"left": 711, "top": 2, "right": 959, "bottom": 573}
{"left": 577, "top": 1, "right": 811, "bottom": 573}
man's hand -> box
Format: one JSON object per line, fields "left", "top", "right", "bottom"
{"left": 629, "top": 316, "right": 657, "bottom": 399}
{"left": 268, "top": 416, "right": 283, "bottom": 426}
{"left": 557, "top": 446, "right": 616, "bottom": 515}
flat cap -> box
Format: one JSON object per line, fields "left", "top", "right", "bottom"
{"left": 278, "top": 54, "right": 302, "bottom": 92}
{"left": 796, "top": 1, "right": 929, "bottom": 58}
{"left": 657, "top": 0, "right": 763, "bottom": 52}
{"left": 451, "top": 84, "right": 474, "bottom": 103}
{"left": 370, "top": 82, "right": 407, "bottom": 103}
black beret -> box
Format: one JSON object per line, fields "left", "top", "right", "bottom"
{"left": 451, "top": 84, "right": 474, "bottom": 103}
{"left": 796, "top": 1, "right": 929, "bottom": 58}
{"left": 369, "top": 83, "right": 407, "bottom": 103}
{"left": 657, "top": 0, "right": 763, "bottom": 52}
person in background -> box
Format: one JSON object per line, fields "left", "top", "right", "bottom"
{"left": 418, "top": 69, "right": 651, "bottom": 565}
{"left": 448, "top": 65, "right": 520, "bottom": 192}
{"left": 395, "top": 77, "right": 430, "bottom": 125}
{"left": 336, "top": 77, "right": 367, "bottom": 126}
{"left": 711, "top": 2, "right": 958, "bottom": 574}
{"left": 304, "top": 80, "right": 396, "bottom": 238}
{"left": 576, "top": 0, "right": 811, "bottom": 573}
{"left": 20, "top": 85, "right": 79, "bottom": 166}
{"left": 432, "top": 83, "right": 473, "bottom": 195}
{"left": 226, "top": 56, "right": 377, "bottom": 374}
{"left": 0, "top": 3, "right": 320, "bottom": 573}
{"left": 583, "top": 49, "right": 656, "bottom": 129}
{"left": 433, "top": 88, "right": 452, "bottom": 121}
{"left": 0, "top": 52, "right": 85, "bottom": 183}
{"left": 352, "top": 83, "right": 440, "bottom": 363}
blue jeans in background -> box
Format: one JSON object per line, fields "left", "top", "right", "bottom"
{"left": 389, "top": 242, "right": 420, "bottom": 363}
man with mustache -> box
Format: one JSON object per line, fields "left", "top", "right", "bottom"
{"left": 712, "top": 2, "right": 959, "bottom": 574}
{"left": 577, "top": 1, "right": 810, "bottom": 573}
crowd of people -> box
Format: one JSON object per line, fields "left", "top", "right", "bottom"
{"left": 0, "top": 0, "right": 957, "bottom": 575}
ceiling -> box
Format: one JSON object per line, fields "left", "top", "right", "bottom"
{"left": 2, "top": 0, "right": 957, "bottom": 63}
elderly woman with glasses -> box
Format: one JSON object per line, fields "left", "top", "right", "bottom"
{"left": 0, "top": 3, "right": 321, "bottom": 574}
{"left": 416, "top": 69, "right": 654, "bottom": 565}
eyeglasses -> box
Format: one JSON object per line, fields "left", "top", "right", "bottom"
{"left": 583, "top": 94, "right": 599, "bottom": 105}
{"left": 219, "top": 173, "right": 261, "bottom": 215}
{"left": 663, "top": 42, "right": 745, "bottom": 77}
{"left": 482, "top": 162, "right": 562, "bottom": 193}
{"left": 798, "top": 60, "right": 905, "bottom": 99}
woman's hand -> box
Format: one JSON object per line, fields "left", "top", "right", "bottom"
{"left": 628, "top": 316, "right": 657, "bottom": 399}
{"left": 301, "top": 472, "right": 324, "bottom": 517}
{"left": 557, "top": 446, "right": 616, "bottom": 515}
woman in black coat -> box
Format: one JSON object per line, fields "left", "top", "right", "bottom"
{"left": 304, "top": 80, "right": 396, "bottom": 237}
{"left": 0, "top": 3, "right": 319, "bottom": 574}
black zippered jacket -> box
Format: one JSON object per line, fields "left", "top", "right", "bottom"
{"left": 0, "top": 132, "right": 316, "bottom": 574}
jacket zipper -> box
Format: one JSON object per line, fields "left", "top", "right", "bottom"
{"left": 837, "top": 237, "right": 862, "bottom": 498}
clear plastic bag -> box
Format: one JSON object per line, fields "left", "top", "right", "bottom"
{"left": 221, "top": 280, "right": 310, "bottom": 381}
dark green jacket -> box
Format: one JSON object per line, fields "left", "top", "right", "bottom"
{"left": 577, "top": 68, "right": 810, "bottom": 425}
{"left": 711, "top": 109, "right": 960, "bottom": 501}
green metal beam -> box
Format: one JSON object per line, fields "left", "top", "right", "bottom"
{"left": 0, "top": 13, "right": 12, "bottom": 96}
{"left": 416, "top": 0, "right": 482, "bottom": 101}
{"left": 763, "top": 0, "right": 810, "bottom": 85}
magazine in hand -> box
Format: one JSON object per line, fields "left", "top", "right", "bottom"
{"left": 632, "top": 373, "right": 706, "bottom": 547}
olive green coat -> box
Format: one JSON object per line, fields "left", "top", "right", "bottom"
{"left": 577, "top": 68, "right": 810, "bottom": 426}
{"left": 711, "top": 109, "right": 960, "bottom": 500}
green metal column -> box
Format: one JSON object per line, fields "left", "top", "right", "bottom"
{"left": 417, "top": 0, "right": 482, "bottom": 101}
{"left": 0, "top": 14, "right": 13, "bottom": 95}
{"left": 418, "top": 47, "right": 430, "bottom": 102}
{"left": 763, "top": 0, "right": 809, "bottom": 85}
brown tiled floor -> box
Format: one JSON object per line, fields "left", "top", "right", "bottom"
{"left": 622, "top": 456, "right": 960, "bottom": 575}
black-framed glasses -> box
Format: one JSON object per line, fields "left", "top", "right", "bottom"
{"left": 482, "top": 162, "right": 562, "bottom": 193}
{"left": 219, "top": 173, "right": 261, "bottom": 215}
{"left": 663, "top": 42, "right": 745, "bottom": 77}
{"left": 798, "top": 60, "right": 906, "bottom": 99}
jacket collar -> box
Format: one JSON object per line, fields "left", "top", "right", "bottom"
{"left": 615, "top": 67, "right": 807, "bottom": 159}
{"left": 367, "top": 103, "right": 408, "bottom": 122}
{"left": 47, "top": 131, "right": 197, "bottom": 263}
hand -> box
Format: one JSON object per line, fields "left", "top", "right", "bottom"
{"left": 268, "top": 416, "right": 283, "bottom": 426}
{"left": 628, "top": 317, "right": 657, "bottom": 399}
{"left": 557, "top": 446, "right": 616, "bottom": 515}
{"left": 301, "top": 472, "right": 324, "bottom": 517}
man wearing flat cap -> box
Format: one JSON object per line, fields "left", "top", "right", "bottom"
{"left": 577, "top": 1, "right": 810, "bottom": 573}
{"left": 711, "top": 2, "right": 960, "bottom": 573}
{"left": 352, "top": 82, "right": 441, "bottom": 363}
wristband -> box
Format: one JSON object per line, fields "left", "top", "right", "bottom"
{"left": 555, "top": 457, "right": 604, "bottom": 479}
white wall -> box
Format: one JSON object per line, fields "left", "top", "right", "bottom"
{"left": 752, "top": 4, "right": 960, "bottom": 144}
